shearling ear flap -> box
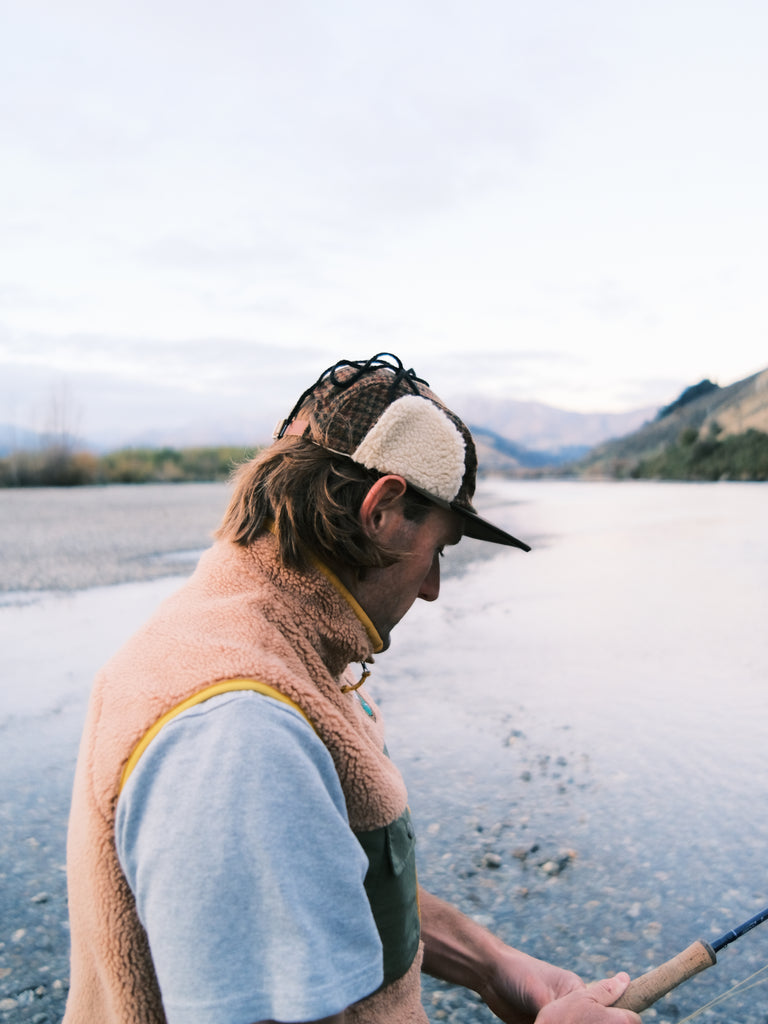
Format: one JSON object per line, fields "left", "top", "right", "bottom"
{"left": 352, "top": 396, "right": 466, "bottom": 503}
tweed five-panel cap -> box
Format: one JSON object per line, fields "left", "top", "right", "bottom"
{"left": 274, "top": 353, "right": 531, "bottom": 550}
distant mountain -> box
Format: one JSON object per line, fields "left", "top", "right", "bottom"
{"left": 0, "top": 424, "right": 44, "bottom": 457}
{"left": 469, "top": 426, "right": 591, "bottom": 473}
{"left": 451, "top": 395, "right": 655, "bottom": 453}
{"left": 1, "top": 393, "right": 658, "bottom": 464}
{"left": 0, "top": 423, "right": 90, "bottom": 458}
{"left": 443, "top": 396, "right": 655, "bottom": 475}
{"left": 572, "top": 366, "right": 768, "bottom": 479}
{"left": 104, "top": 398, "right": 656, "bottom": 459}
{"left": 655, "top": 379, "right": 719, "bottom": 419}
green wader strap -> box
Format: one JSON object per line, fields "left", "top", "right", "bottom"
{"left": 355, "top": 805, "right": 421, "bottom": 987}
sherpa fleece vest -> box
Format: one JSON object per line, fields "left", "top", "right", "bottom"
{"left": 64, "top": 533, "right": 427, "bottom": 1024}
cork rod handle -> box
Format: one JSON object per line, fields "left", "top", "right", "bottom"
{"left": 612, "top": 940, "right": 717, "bottom": 1012}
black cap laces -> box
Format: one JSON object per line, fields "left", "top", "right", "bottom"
{"left": 275, "top": 353, "right": 430, "bottom": 440}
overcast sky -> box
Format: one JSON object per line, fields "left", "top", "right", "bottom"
{"left": 2, "top": 1, "right": 767, "bottom": 444}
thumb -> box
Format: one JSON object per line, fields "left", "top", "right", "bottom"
{"left": 587, "top": 972, "right": 632, "bottom": 1006}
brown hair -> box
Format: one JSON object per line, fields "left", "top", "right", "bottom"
{"left": 216, "top": 437, "right": 433, "bottom": 573}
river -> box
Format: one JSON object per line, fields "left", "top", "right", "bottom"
{"left": 1, "top": 479, "right": 766, "bottom": 1022}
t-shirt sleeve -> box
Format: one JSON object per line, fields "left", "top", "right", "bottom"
{"left": 115, "top": 691, "right": 384, "bottom": 1024}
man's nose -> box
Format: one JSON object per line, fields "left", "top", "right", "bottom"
{"left": 418, "top": 555, "right": 441, "bottom": 602}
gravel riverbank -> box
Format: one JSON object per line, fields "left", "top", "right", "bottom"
{"left": 1, "top": 485, "right": 234, "bottom": 1023}
{"left": 0, "top": 483, "right": 233, "bottom": 597}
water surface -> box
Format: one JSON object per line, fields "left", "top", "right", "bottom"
{"left": 379, "top": 480, "right": 768, "bottom": 1021}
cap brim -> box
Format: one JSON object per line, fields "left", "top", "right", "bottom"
{"left": 406, "top": 481, "right": 531, "bottom": 551}
{"left": 455, "top": 505, "right": 531, "bottom": 550}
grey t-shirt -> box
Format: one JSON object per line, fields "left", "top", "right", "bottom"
{"left": 116, "top": 691, "right": 384, "bottom": 1023}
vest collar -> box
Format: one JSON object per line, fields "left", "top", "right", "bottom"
{"left": 308, "top": 555, "right": 383, "bottom": 656}
{"left": 261, "top": 520, "right": 384, "bottom": 659}
{"left": 218, "top": 530, "right": 383, "bottom": 678}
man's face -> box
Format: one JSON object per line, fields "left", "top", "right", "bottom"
{"left": 351, "top": 503, "right": 463, "bottom": 651}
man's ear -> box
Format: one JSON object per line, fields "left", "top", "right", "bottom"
{"left": 359, "top": 475, "right": 409, "bottom": 540}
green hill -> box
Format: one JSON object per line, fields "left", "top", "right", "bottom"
{"left": 572, "top": 367, "right": 768, "bottom": 480}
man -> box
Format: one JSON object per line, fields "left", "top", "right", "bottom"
{"left": 64, "top": 354, "right": 640, "bottom": 1024}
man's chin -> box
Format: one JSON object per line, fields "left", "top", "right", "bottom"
{"left": 372, "top": 619, "right": 394, "bottom": 652}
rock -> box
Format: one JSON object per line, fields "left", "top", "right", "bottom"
{"left": 539, "top": 851, "right": 575, "bottom": 876}
{"left": 512, "top": 842, "right": 539, "bottom": 862}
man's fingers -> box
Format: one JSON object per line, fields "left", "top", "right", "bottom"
{"left": 587, "top": 972, "right": 632, "bottom": 1005}
{"left": 536, "top": 973, "right": 641, "bottom": 1024}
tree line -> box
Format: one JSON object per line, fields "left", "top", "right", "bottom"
{"left": 3, "top": 428, "right": 767, "bottom": 487}
{"left": 0, "top": 444, "right": 258, "bottom": 487}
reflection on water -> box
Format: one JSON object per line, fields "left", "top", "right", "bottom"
{"left": 379, "top": 481, "right": 768, "bottom": 1022}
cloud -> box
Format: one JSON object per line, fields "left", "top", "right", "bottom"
{"left": 0, "top": 282, "right": 71, "bottom": 314}
{"left": 581, "top": 279, "right": 660, "bottom": 326}
{"left": 138, "top": 236, "right": 305, "bottom": 272}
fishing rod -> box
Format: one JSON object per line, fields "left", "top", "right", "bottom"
{"left": 612, "top": 904, "right": 768, "bottom": 1013}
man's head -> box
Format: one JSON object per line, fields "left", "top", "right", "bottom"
{"left": 217, "top": 353, "right": 530, "bottom": 581}
{"left": 272, "top": 353, "right": 529, "bottom": 551}
{"left": 345, "top": 472, "right": 465, "bottom": 649}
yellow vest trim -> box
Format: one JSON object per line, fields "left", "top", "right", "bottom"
{"left": 119, "top": 679, "right": 315, "bottom": 795}
{"left": 310, "top": 556, "right": 384, "bottom": 655}
{"left": 264, "top": 519, "right": 384, "bottom": 655}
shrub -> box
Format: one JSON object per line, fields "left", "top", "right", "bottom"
{"left": 0, "top": 444, "right": 259, "bottom": 487}
{"left": 631, "top": 429, "right": 768, "bottom": 481}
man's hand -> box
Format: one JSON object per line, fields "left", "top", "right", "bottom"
{"left": 535, "top": 973, "right": 641, "bottom": 1024}
{"left": 476, "top": 944, "right": 584, "bottom": 1023}
{"left": 419, "top": 889, "right": 640, "bottom": 1024}
{"left": 475, "top": 944, "right": 641, "bottom": 1024}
